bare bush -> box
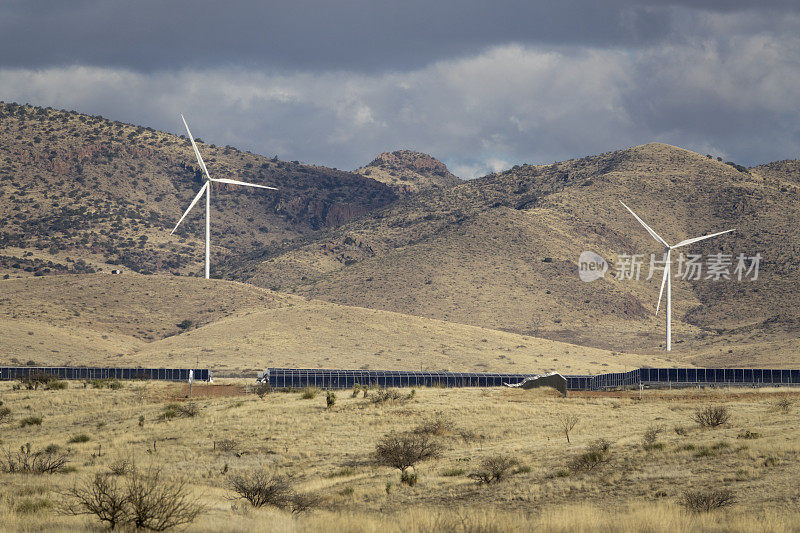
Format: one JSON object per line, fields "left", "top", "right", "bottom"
{"left": 108, "top": 459, "right": 131, "bottom": 476}
{"left": 375, "top": 432, "right": 441, "bottom": 478}
{"left": 228, "top": 470, "right": 293, "bottom": 509}
{"left": 2, "top": 442, "right": 70, "bottom": 474}
{"left": 681, "top": 488, "right": 736, "bottom": 512}
{"left": 125, "top": 466, "right": 203, "bottom": 531}
{"left": 693, "top": 406, "right": 731, "bottom": 428}
{"left": 559, "top": 413, "right": 579, "bottom": 443}
{"left": 64, "top": 474, "right": 128, "bottom": 530}
{"left": 228, "top": 470, "right": 318, "bottom": 512}
{"left": 64, "top": 466, "right": 203, "bottom": 530}
{"left": 568, "top": 439, "right": 612, "bottom": 473}
{"left": 469, "top": 455, "right": 520, "bottom": 484}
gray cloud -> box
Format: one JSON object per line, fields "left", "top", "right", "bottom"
{"left": 0, "top": 2, "right": 798, "bottom": 177}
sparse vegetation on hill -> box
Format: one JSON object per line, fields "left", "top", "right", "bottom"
{"left": 240, "top": 142, "right": 800, "bottom": 358}
{"left": 0, "top": 101, "right": 395, "bottom": 278}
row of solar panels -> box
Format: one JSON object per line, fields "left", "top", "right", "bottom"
{"left": 260, "top": 367, "right": 800, "bottom": 391}
{"left": 0, "top": 367, "right": 211, "bottom": 382}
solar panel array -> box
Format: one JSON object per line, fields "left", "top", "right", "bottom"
{"left": 0, "top": 367, "right": 211, "bottom": 382}
{"left": 261, "top": 367, "right": 800, "bottom": 391}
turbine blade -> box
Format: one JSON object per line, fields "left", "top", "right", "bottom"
{"left": 672, "top": 229, "right": 735, "bottom": 249}
{"left": 620, "top": 201, "right": 669, "bottom": 248}
{"left": 181, "top": 114, "right": 212, "bottom": 182}
{"left": 171, "top": 182, "right": 208, "bottom": 234}
{"left": 211, "top": 177, "right": 278, "bottom": 190}
{"left": 655, "top": 257, "right": 669, "bottom": 316}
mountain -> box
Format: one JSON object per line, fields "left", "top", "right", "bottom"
{"left": 238, "top": 143, "right": 800, "bottom": 357}
{"left": 353, "top": 150, "right": 461, "bottom": 194}
{"left": 0, "top": 102, "right": 396, "bottom": 278}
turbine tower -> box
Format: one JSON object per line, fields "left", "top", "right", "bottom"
{"left": 620, "top": 201, "right": 734, "bottom": 351}
{"left": 172, "top": 115, "right": 277, "bottom": 279}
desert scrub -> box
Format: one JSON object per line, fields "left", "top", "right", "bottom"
{"left": 20, "top": 415, "right": 43, "bottom": 427}
{"left": 68, "top": 434, "right": 91, "bottom": 444}
{"left": 65, "top": 465, "right": 203, "bottom": 530}
{"left": 568, "top": 439, "right": 611, "bottom": 473}
{"left": 374, "top": 431, "right": 441, "bottom": 482}
{"left": 159, "top": 402, "right": 200, "bottom": 420}
{"left": 469, "top": 455, "right": 520, "bottom": 484}
{"left": 693, "top": 405, "right": 731, "bottom": 428}
{"left": 299, "top": 387, "right": 319, "bottom": 400}
{"left": 681, "top": 488, "right": 736, "bottom": 512}
{"left": 1, "top": 442, "right": 70, "bottom": 474}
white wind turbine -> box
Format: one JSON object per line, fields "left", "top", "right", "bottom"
{"left": 172, "top": 115, "right": 277, "bottom": 279}
{"left": 620, "top": 201, "right": 734, "bottom": 351}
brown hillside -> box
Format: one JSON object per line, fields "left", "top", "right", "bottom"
{"left": 0, "top": 102, "right": 396, "bottom": 278}
{"left": 241, "top": 143, "right": 800, "bottom": 355}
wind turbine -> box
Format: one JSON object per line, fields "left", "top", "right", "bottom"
{"left": 620, "top": 201, "right": 734, "bottom": 351}
{"left": 172, "top": 115, "right": 277, "bottom": 279}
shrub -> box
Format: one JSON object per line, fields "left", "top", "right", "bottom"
{"left": 441, "top": 467, "right": 466, "bottom": 477}
{"left": 681, "top": 488, "right": 736, "bottom": 512}
{"left": 89, "top": 379, "right": 122, "bottom": 390}
{"left": 694, "top": 406, "right": 731, "bottom": 428}
{"left": 68, "top": 434, "right": 91, "bottom": 444}
{"left": 774, "top": 397, "right": 793, "bottom": 414}
{"left": 46, "top": 380, "right": 68, "bottom": 390}
{"left": 642, "top": 425, "right": 664, "bottom": 450}
{"left": 469, "top": 455, "right": 520, "bottom": 484}
{"left": 299, "top": 387, "right": 319, "bottom": 400}
{"left": 371, "top": 388, "right": 414, "bottom": 405}
{"left": 568, "top": 439, "right": 611, "bottom": 473}
{"left": 375, "top": 432, "right": 441, "bottom": 480}
{"left": 737, "top": 430, "right": 761, "bottom": 440}
{"left": 159, "top": 402, "right": 199, "bottom": 420}
{"left": 125, "top": 466, "right": 203, "bottom": 530}
{"left": 1, "top": 442, "right": 70, "bottom": 474}
{"left": 18, "top": 371, "right": 57, "bottom": 390}
{"left": 400, "top": 470, "right": 418, "bottom": 486}
{"left": 65, "top": 474, "right": 128, "bottom": 530}
{"left": 254, "top": 383, "right": 271, "bottom": 398}
{"left": 0, "top": 406, "right": 11, "bottom": 424}
{"left": 228, "top": 470, "right": 292, "bottom": 508}
{"left": 67, "top": 466, "right": 202, "bottom": 530}
{"left": 326, "top": 391, "right": 336, "bottom": 409}
{"left": 108, "top": 459, "right": 131, "bottom": 476}
{"left": 214, "top": 439, "right": 238, "bottom": 453}
{"left": 414, "top": 417, "right": 455, "bottom": 437}
{"left": 20, "top": 415, "right": 43, "bottom": 427}
{"left": 228, "top": 470, "right": 317, "bottom": 512}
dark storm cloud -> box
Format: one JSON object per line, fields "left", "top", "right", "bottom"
{"left": 0, "top": 0, "right": 794, "bottom": 72}
{"left": 0, "top": 1, "right": 798, "bottom": 177}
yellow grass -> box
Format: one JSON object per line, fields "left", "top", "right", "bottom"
{"left": 0, "top": 274, "right": 675, "bottom": 375}
{"left": 0, "top": 381, "right": 799, "bottom": 531}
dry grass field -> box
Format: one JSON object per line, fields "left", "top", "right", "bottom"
{"left": 0, "top": 274, "right": 676, "bottom": 376}
{"left": 1, "top": 380, "right": 799, "bottom": 531}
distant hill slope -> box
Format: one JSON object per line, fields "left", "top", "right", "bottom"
{"left": 354, "top": 150, "right": 461, "bottom": 194}
{"left": 239, "top": 143, "right": 800, "bottom": 354}
{"left": 0, "top": 274, "right": 677, "bottom": 375}
{"left": 0, "top": 102, "right": 396, "bottom": 278}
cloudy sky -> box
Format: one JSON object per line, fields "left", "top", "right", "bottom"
{"left": 1, "top": 1, "right": 798, "bottom": 178}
